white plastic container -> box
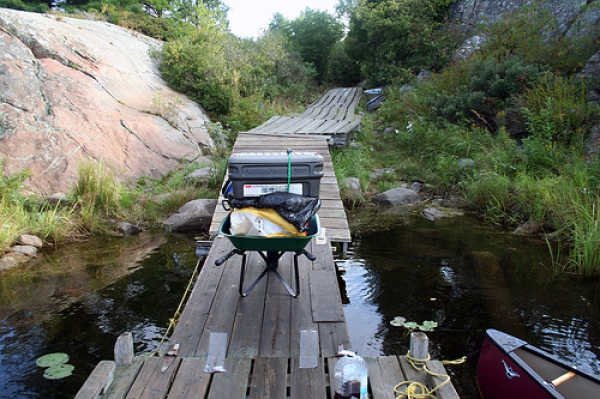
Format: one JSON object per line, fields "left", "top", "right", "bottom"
{"left": 334, "top": 350, "right": 368, "bottom": 399}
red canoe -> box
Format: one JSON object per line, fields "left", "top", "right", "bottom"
{"left": 477, "top": 329, "right": 600, "bottom": 399}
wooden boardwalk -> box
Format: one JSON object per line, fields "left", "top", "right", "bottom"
{"left": 75, "top": 87, "right": 461, "bottom": 399}
{"left": 248, "top": 87, "right": 363, "bottom": 146}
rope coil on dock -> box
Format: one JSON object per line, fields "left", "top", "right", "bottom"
{"left": 394, "top": 350, "right": 466, "bottom": 399}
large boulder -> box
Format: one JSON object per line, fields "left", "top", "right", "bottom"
{"left": 163, "top": 199, "right": 217, "bottom": 232}
{"left": 0, "top": 9, "right": 212, "bottom": 195}
{"left": 373, "top": 187, "right": 421, "bottom": 206}
{"left": 449, "top": 0, "right": 600, "bottom": 39}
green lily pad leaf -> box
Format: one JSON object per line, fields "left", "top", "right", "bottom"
{"left": 404, "top": 321, "right": 419, "bottom": 329}
{"left": 419, "top": 321, "right": 438, "bottom": 332}
{"left": 43, "top": 364, "right": 75, "bottom": 380}
{"left": 36, "top": 353, "right": 70, "bottom": 368}
{"left": 390, "top": 316, "right": 406, "bottom": 327}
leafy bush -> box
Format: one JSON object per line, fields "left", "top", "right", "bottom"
{"left": 518, "top": 73, "right": 600, "bottom": 146}
{"left": 426, "top": 56, "right": 540, "bottom": 129}
{"left": 0, "top": 0, "right": 48, "bottom": 12}
{"left": 480, "top": 5, "right": 598, "bottom": 74}
{"left": 344, "top": 0, "right": 461, "bottom": 86}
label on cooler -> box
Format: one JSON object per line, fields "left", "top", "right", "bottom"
{"left": 243, "top": 183, "right": 302, "bottom": 197}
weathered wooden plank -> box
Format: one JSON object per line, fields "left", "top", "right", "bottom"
{"left": 290, "top": 243, "right": 320, "bottom": 358}
{"left": 125, "top": 357, "right": 179, "bottom": 399}
{"left": 168, "top": 236, "right": 231, "bottom": 357}
{"left": 290, "top": 357, "right": 328, "bottom": 399}
{"left": 248, "top": 357, "right": 288, "bottom": 399}
{"left": 310, "top": 270, "right": 345, "bottom": 322}
{"left": 259, "top": 254, "right": 293, "bottom": 357}
{"left": 398, "top": 356, "right": 428, "bottom": 388}
{"left": 166, "top": 357, "right": 211, "bottom": 399}
{"left": 426, "top": 361, "right": 461, "bottom": 399}
{"left": 206, "top": 358, "right": 252, "bottom": 399}
{"left": 74, "top": 360, "right": 116, "bottom": 399}
{"left": 365, "top": 356, "right": 404, "bottom": 399}
{"left": 347, "top": 88, "right": 362, "bottom": 116}
{"left": 115, "top": 333, "right": 134, "bottom": 366}
{"left": 326, "top": 357, "right": 338, "bottom": 398}
{"left": 103, "top": 358, "right": 145, "bottom": 399}
{"left": 318, "top": 322, "right": 351, "bottom": 358}
{"left": 194, "top": 250, "right": 243, "bottom": 357}
{"left": 228, "top": 252, "right": 268, "bottom": 358}
{"left": 250, "top": 116, "right": 286, "bottom": 133}
{"left": 310, "top": 119, "right": 342, "bottom": 134}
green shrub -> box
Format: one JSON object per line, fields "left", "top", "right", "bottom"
{"left": 426, "top": 56, "right": 540, "bottom": 129}
{"left": 480, "top": 5, "right": 598, "bottom": 74}
{"left": 518, "top": 73, "right": 600, "bottom": 146}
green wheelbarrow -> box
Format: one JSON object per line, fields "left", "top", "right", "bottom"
{"left": 215, "top": 214, "right": 320, "bottom": 297}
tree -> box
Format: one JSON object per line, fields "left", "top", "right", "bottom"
{"left": 285, "top": 8, "right": 344, "bottom": 85}
{"left": 344, "top": 0, "right": 459, "bottom": 86}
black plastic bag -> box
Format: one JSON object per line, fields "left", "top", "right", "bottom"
{"left": 227, "top": 192, "right": 321, "bottom": 232}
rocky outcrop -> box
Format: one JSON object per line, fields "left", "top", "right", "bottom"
{"left": 449, "top": 0, "right": 600, "bottom": 39}
{"left": 0, "top": 9, "right": 212, "bottom": 195}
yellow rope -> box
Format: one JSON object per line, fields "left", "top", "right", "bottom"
{"left": 151, "top": 255, "right": 203, "bottom": 356}
{"left": 393, "top": 350, "right": 466, "bottom": 399}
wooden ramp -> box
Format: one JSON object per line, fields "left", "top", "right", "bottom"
{"left": 209, "top": 133, "right": 351, "bottom": 246}
{"left": 248, "top": 87, "right": 363, "bottom": 146}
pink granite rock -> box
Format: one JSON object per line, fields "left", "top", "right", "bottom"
{"left": 0, "top": 9, "right": 212, "bottom": 195}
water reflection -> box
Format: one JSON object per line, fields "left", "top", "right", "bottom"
{"left": 0, "top": 231, "right": 200, "bottom": 399}
{"left": 338, "top": 207, "right": 600, "bottom": 399}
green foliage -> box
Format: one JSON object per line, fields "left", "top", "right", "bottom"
{"left": 325, "top": 41, "right": 363, "bottom": 86}
{"left": 479, "top": 5, "right": 598, "bottom": 74}
{"left": 102, "top": 6, "right": 181, "bottom": 40}
{"left": 285, "top": 9, "right": 344, "bottom": 85}
{"left": 519, "top": 73, "right": 600, "bottom": 145}
{"left": 0, "top": 0, "right": 49, "bottom": 12}
{"left": 416, "top": 55, "right": 540, "bottom": 129}
{"left": 0, "top": 159, "right": 30, "bottom": 203}
{"left": 71, "top": 161, "right": 127, "bottom": 219}
{"left": 344, "top": 0, "right": 460, "bottom": 86}
{"left": 159, "top": 7, "right": 233, "bottom": 116}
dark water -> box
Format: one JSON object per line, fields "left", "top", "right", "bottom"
{"left": 340, "top": 208, "right": 600, "bottom": 398}
{"left": 0, "top": 231, "right": 202, "bottom": 399}
{"left": 0, "top": 210, "right": 599, "bottom": 398}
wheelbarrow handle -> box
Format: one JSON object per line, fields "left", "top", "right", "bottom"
{"left": 215, "top": 249, "right": 243, "bottom": 266}
{"left": 297, "top": 249, "right": 316, "bottom": 262}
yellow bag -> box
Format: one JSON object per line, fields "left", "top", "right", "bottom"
{"left": 230, "top": 207, "right": 304, "bottom": 237}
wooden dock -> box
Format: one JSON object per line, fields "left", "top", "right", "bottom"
{"left": 75, "top": 87, "right": 461, "bottom": 399}
{"left": 75, "top": 234, "right": 460, "bottom": 399}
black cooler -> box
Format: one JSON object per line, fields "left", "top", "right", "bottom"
{"left": 227, "top": 151, "right": 324, "bottom": 199}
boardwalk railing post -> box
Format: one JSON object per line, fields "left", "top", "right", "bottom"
{"left": 114, "top": 332, "right": 134, "bottom": 366}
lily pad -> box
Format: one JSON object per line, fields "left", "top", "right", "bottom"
{"left": 390, "top": 316, "right": 406, "bottom": 327}
{"left": 36, "top": 353, "right": 70, "bottom": 368}
{"left": 43, "top": 364, "right": 75, "bottom": 380}
{"left": 390, "top": 316, "right": 438, "bottom": 332}
{"left": 419, "top": 321, "right": 438, "bottom": 332}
